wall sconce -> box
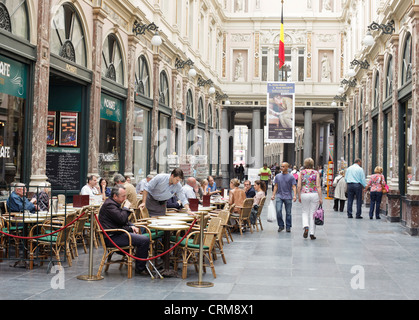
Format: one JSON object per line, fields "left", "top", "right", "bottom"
{"left": 363, "top": 20, "right": 395, "bottom": 47}
{"left": 198, "top": 77, "right": 215, "bottom": 94}
{"left": 334, "top": 94, "right": 347, "bottom": 102}
{"left": 348, "top": 59, "right": 369, "bottom": 77}
{"left": 175, "top": 57, "right": 196, "bottom": 77}
{"left": 133, "top": 21, "right": 162, "bottom": 46}
{"left": 341, "top": 79, "right": 357, "bottom": 87}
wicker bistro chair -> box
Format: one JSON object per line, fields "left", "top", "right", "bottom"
{"left": 252, "top": 196, "right": 266, "bottom": 232}
{"left": 28, "top": 212, "right": 78, "bottom": 269}
{"left": 212, "top": 210, "right": 229, "bottom": 264}
{"left": 96, "top": 222, "right": 158, "bottom": 279}
{"left": 175, "top": 217, "right": 222, "bottom": 279}
{"left": 70, "top": 206, "right": 90, "bottom": 256}
{"left": 230, "top": 198, "right": 253, "bottom": 235}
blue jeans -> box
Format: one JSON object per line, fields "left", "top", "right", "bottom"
{"left": 369, "top": 192, "right": 383, "bottom": 218}
{"left": 276, "top": 198, "right": 292, "bottom": 229}
{"left": 347, "top": 183, "right": 363, "bottom": 217}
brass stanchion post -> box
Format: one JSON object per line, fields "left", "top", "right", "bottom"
{"left": 187, "top": 211, "right": 213, "bottom": 288}
{"left": 77, "top": 209, "right": 103, "bottom": 281}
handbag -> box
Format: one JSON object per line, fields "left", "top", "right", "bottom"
{"left": 382, "top": 175, "right": 388, "bottom": 194}
{"left": 313, "top": 204, "right": 324, "bottom": 226}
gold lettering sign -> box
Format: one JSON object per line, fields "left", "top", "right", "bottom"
{"left": 66, "top": 64, "right": 77, "bottom": 74}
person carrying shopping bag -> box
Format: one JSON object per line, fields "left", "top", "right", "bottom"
{"left": 297, "top": 158, "right": 323, "bottom": 240}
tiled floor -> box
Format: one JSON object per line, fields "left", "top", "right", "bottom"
{"left": 1, "top": 189, "right": 419, "bottom": 300}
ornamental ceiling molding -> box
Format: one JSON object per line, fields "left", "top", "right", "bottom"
{"left": 260, "top": 30, "right": 306, "bottom": 45}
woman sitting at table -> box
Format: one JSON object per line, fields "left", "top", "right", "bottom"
{"left": 32, "top": 182, "right": 51, "bottom": 211}
{"left": 99, "top": 178, "right": 111, "bottom": 201}
{"left": 229, "top": 178, "right": 246, "bottom": 213}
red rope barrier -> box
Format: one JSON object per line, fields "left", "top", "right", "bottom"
{"left": 0, "top": 210, "right": 88, "bottom": 240}
{"left": 94, "top": 214, "right": 197, "bottom": 262}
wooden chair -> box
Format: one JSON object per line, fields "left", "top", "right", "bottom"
{"left": 28, "top": 212, "right": 78, "bottom": 269}
{"left": 175, "top": 217, "right": 222, "bottom": 279}
{"left": 213, "top": 210, "right": 229, "bottom": 264}
{"left": 231, "top": 198, "right": 253, "bottom": 235}
{"left": 253, "top": 197, "right": 266, "bottom": 232}
{"left": 70, "top": 206, "right": 90, "bottom": 256}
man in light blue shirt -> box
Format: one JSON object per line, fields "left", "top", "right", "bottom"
{"left": 140, "top": 168, "right": 190, "bottom": 216}
{"left": 345, "top": 159, "right": 366, "bottom": 219}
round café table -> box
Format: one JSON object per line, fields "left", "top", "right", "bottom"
{"left": 146, "top": 221, "right": 192, "bottom": 277}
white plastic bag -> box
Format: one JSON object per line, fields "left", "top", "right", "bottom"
{"left": 267, "top": 200, "right": 276, "bottom": 223}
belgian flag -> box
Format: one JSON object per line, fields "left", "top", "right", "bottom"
{"left": 278, "top": 0, "right": 285, "bottom": 70}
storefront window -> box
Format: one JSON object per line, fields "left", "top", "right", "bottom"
{"left": 50, "top": 3, "right": 87, "bottom": 67}
{"left": 98, "top": 93, "right": 122, "bottom": 181}
{"left": 0, "top": 55, "right": 28, "bottom": 186}
{"left": 0, "top": 1, "right": 29, "bottom": 40}
{"left": 157, "top": 114, "right": 170, "bottom": 173}
{"left": 208, "top": 104, "right": 213, "bottom": 127}
{"left": 133, "top": 106, "right": 149, "bottom": 184}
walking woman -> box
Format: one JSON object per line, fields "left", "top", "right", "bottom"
{"left": 333, "top": 170, "right": 347, "bottom": 212}
{"left": 366, "top": 166, "right": 386, "bottom": 219}
{"left": 297, "top": 158, "right": 323, "bottom": 240}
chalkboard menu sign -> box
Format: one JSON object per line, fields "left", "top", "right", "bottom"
{"left": 46, "top": 148, "right": 81, "bottom": 191}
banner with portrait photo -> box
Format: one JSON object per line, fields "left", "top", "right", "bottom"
{"left": 267, "top": 82, "right": 295, "bottom": 143}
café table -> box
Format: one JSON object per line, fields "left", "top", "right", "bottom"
{"left": 146, "top": 218, "right": 197, "bottom": 277}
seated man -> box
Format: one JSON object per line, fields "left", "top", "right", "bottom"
{"left": 98, "top": 185, "right": 150, "bottom": 275}
{"left": 182, "top": 177, "right": 197, "bottom": 200}
{"left": 80, "top": 175, "right": 99, "bottom": 197}
{"left": 7, "top": 183, "right": 38, "bottom": 213}
{"left": 244, "top": 180, "right": 256, "bottom": 198}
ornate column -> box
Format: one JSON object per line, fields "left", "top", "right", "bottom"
{"left": 30, "top": 0, "right": 52, "bottom": 187}
{"left": 220, "top": 107, "right": 230, "bottom": 188}
{"left": 252, "top": 108, "right": 263, "bottom": 169}
{"left": 123, "top": 35, "right": 139, "bottom": 178}
{"left": 404, "top": 5, "right": 419, "bottom": 234}
{"left": 87, "top": 5, "right": 107, "bottom": 177}
{"left": 150, "top": 53, "right": 161, "bottom": 173}
{"left": 303, "top": 108, "right": 313, "bottom": 160}
{"left": 387, "top": 34, "right": 401, "bottom": 222}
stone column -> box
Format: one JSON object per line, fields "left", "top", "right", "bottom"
{"left": 30, "top": 0, "right": 52, "bottom": 188}
{"left": 303, "top": 108, "right": 313, "bottom": 160}
{"left": 387, "top": 34, "right": 401, "bottom": 222}
{"left": 335, "top": 110, "right": 344, "bottom": 168}
{"left": 150, "top": 53, "right": 162, "bottom": 174}
{"left": 87, "top": 6, "right": 107, "bottom": 177}
{"left": 404, "top": 5, "right": 419, "bottom": 234}
{"left": 124, "top": 35, "right": 139, "bottom": 179}
{"left": 252, "top": 108, "right": 263, "bottom": 169}
{"left": 220, "top": 107, "right": 230, "bottom": 188}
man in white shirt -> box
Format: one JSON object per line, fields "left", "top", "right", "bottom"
{"left": 182, "top": 177, "right": 197, "bottom": 200}
{"left": 80, "top": 175, "right": 99, "bottom": 197}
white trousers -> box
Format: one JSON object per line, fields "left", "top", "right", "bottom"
{"left": 301, "top": 193, "right": 319, "bottom": 236}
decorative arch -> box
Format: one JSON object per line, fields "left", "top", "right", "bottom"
{"left": 50, "top": 2, "right": 87, "bottom": 67}
{"left": 186, "top": 89, "right": 194, "bottom": 117}
{"left": 159, "top": 70, "right": 170, "bottom": 106}
{"left": 0, "top": 0, "right": 29, "bottom": 40}
{"left": 102, "top": 33, "right": 125, "bottom": 85}
{"left": 135, "top": 54, "right": 150, "bottom": 97}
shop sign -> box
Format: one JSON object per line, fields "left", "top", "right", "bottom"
{"left": 100, "top": 93, "right": 122, "bottom": 123}
{"left": 0, "top": 55, "right": 28, "bottom": 99}
{"left": 0, "top": 146, "right": 11, "bottom": 158}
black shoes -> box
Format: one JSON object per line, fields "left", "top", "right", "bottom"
{"left": 310, "top": 235, "right": 316, "bottom": 240}
{"left": 303, "top": 227, "right": 308, "bottom": 238}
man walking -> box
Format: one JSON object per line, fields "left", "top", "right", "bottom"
{"left": 345, "top": 158, "right": 367, "bottom": 219}
{"left": 271, "top": 162, "right": 297, "bottom": 232}
{"left": 259, "top": 163, "right": 271, "bottom": 195}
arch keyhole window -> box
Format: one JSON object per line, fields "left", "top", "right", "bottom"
{"left": 198, "top": 97, "right": 204, "bottom": 123}
{"left": 159, "top": 71, "right": 169, "bottom": 106}
{"left": 186, "top": 89, "right": 194, "bottom": 117}
{"left": 402, "top": 33, "right": 412, "bottom": 85}
{"left": 135, "top": 55, "right": 150, "bottom": 97}
{"left": 0, "top": 0, "right": 29, "bottom": 40}
{"left": 51, "top": 3, "right": 87, "bottom": 67}
{"left": 102, "top": 34, "right": 124, "bottom": 85}
{"left": 208, "top": 104, "right": 213, "bottom": 127}
{"left": 374, "top": 71, "right": 379, "bottom": 109}
{"left": 386, "top": 56, "right": 393, "bottom": 99}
